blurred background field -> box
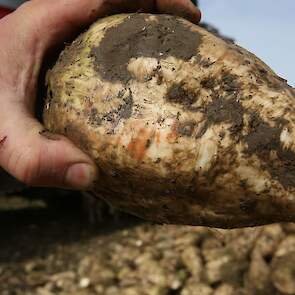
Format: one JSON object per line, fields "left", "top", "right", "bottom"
{"left": 2, "top": 192, "right": 295, "bottom": 295}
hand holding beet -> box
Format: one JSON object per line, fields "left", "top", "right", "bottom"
{"left": 0, "top": 0, "right": 200, "bottom": 189}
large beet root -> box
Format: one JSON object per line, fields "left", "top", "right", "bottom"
{"left": 44, "top": 13, "right": 295, "bottom": 228}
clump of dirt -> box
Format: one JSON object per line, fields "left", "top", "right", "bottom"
{"left": 1, "top": 193, "right": 295, "bottom": 295}
{"left": 92, "top": 14, "right": 202, "bottom": 84}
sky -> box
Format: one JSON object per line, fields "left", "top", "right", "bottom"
{"left": 0, "top": 0, "right": 24, "bottom": 8}
{"left": 199, "top": 0, "right": 295, "bottom": 86}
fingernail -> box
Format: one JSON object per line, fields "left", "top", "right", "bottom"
{"left": 65, "top": 163, "right": 96, "bottom": 189}
{"left": 183, "top": 10, "right": 201, "bottom": 24}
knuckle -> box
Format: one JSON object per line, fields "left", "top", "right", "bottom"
{"left": 7, "top": 149, "right": 42, "bottom": 186}
{"left": 16, "top": 1, "right": 33, "bottom": 13}
{"left": 18, "top": 160, "right": 40, "bottom": 186}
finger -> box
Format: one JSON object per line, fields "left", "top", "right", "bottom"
{"left": 95, "top": 0, "right": 155, "bottom": 16}
{"left": 7, "top": 0, "right": 155, "bottom": 50}
{"left": 156, "top": 0, "right": 201, "bottom": 23}
{"left": 0, "top": 107, "right": 97, "bottom": 189}
{"left": 8, "top": 0, "right": 200, "bottom": 52}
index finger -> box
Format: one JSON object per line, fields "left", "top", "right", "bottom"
{"left": 156, "top": 0, "right": 201, "bottom": 24}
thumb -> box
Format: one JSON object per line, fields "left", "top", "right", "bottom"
{"left": 0, "top": 112, "right": 97, "bottom": 189}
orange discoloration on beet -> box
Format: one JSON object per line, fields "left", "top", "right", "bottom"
{"left": 166, "top": 121, "right": 179, "bottom": 143}
{"left": 115, "top": 136, "right": 121, "bottom": 146}
{"left": 127, "top": 128, "right": 152, "bottom": 162}
{"left": 85, "top": 98, "right": 93, "bottom": 109}
{"left": 155, "top": 132, "right": 161, "bottom": 146}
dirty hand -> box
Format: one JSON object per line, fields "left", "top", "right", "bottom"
{"left": 0, "top": 0, "right": 201, "bottom": 190}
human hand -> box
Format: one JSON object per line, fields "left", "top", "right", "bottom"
{"left": 0, "top": 0, "right": 201, "bottom": 190}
